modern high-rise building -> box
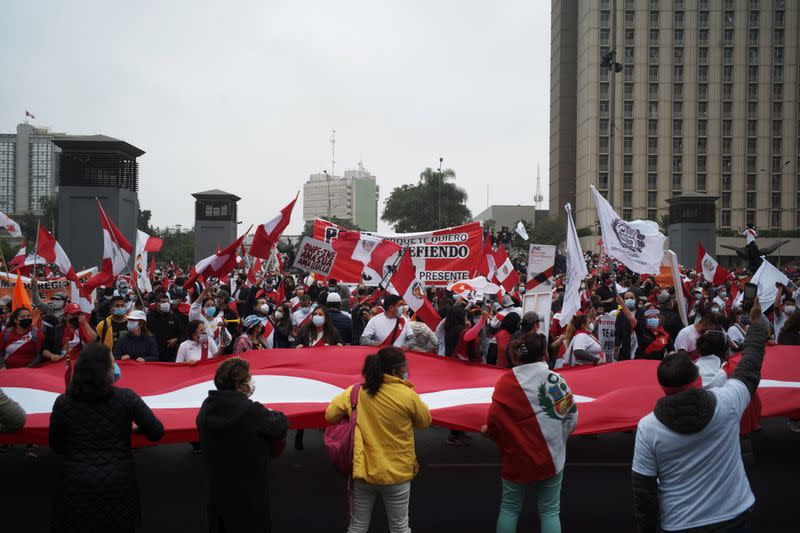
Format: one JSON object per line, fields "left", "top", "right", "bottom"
{"left": 550, "top": 0, "right": 800, "bottom": 258}
{"left": 302, "top": 163, "right": 379, "bottom": 231}
{"left": 0, "top": 123, "right": 66, "bottom": 215}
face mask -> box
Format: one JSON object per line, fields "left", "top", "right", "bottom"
{"left": 18, "top": 318, "right": 33, "bottom": 329}
{"left": 260, "top": 304, "right": 271, "bottom": 314}
{"left": 785, "top": 305, "right": 797, "bottom": 314}
{"left": 312, "top": 315, "right": 325, "bottom": 327}
{"left": 113, "top": 362, "right": 121, "bottom": 382}
{"left": 719, "top": 291, "right": 727, "bottom": 298}
{"left": 518, "top": 287, "right": 526, "bottom": 294}
{"left": 588, "top": 322, "right": 596, "bottom": 333}
{"left": 113, "top": 307, "right": 126, "bottom": 316}
{"left": 580, "top": 283, "right": 586, "bottom": 290}
{"left": 301, "top": 305, "right": 310, "bottom": 311}
{"left": 625, "top": 298, "right": 636, "bottom": 310}
{"left": 274, "top": 311, "right": 284, "bottom": 320}
{"left": 711, "top": 306, "right": 721, "bottom": 314}
{"left": 401, "top": 371, "right": 409, "bottom": 381}
{"left": 52, "top": 300, "right": 65, "bottom": 309}
{"left": 127, "top": 321, "right": 140, "bottom": 333}
{"left": 204, "top": 306, "right": 216, "bottom": 317}
{"left": 159, "top": 302, "right": 171, "bottom": 313}
{"left": 647, "top": 317, "right": 660, "bottom": 329}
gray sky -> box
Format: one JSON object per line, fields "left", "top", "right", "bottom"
{"left": 1, "top": 0, "right": 550, "bottom": 234}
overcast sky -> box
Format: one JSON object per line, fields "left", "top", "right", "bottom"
{"left": 1, "top": 0, "right": 550, "bottom": 234}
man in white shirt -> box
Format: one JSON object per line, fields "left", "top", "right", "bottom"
{"left": 291, "top": 295, "right": 314, "bottom": 330}
{"left": 673, "top": 314, "right": 717, "bottom": 359}
{"left": 359, "top": 294, "right": 410, "bottom": 348}
{"left": 632, "top": 301, "right": 768, "bottom": 532}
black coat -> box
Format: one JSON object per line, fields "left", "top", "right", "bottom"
{"left": 147, "top": 310, "right": 187, "bottom": 362}
{"left": 196, "top": 390, "right": 289, "bottom": 533}
{"left": 48, "top": 387, "right": 164, "bottom": 533}
{"left": 327, "top": 308, "right": 354, "bottom": 345}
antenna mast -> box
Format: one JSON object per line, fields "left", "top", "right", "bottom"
{"left": 330, "top": 129, "right": 336, "bottom": 178}
{"left": 534, "top": 161, "right": 544, "bottom": 210}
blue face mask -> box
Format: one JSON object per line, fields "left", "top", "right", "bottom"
{"left": 625, "top": 298, "right": 636, "bottom": 310}
{"left": 204, "top": 306, "right": 216, "bottom": 317}
{"left": 646, "top": 317, "right": 660, "bottom": 329}
{"left": 112, "top": 307, "right": 126, "bottom": 316}
{"left": 113, "top": 362, "right": 121, "bottom": 382}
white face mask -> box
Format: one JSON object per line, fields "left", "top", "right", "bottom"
{"left": 260, "top": 304, "right": 270, "bottom": 314}
{"left": 274, "top": 311, "right": 284, "bottom": 320}
{"left": 312, "top": 315, "right": 325, "bottom": 327}
{"left": 785, "top": 305, "right": 797, "bottom": 314}
{"left": 159, "top": 302, "right": 171, "bottom": 313}
{"left": 588, "top": 322, "right": 596, "bottom": 333}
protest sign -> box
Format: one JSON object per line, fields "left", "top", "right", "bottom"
{"left": 292, "top": 237, "right": 337, "bottom": 277}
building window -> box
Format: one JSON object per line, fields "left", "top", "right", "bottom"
{"left": 623, "top": 209, "right": 633, "bottom": 221}
{"left": 747, "top": 174, "right": 757, "bottom": 191}
{"left": 648, "top": 155, "right": 658, "bottom": 172}
{"left": 624, "top": 156, "right": 633, "bottom": 172}
{"left": 724, "top": 48, "right": 734, "bottom": 65}
{"left": 599, "top": 173, "right": 609, "bottom": 190}
{"left": 623, "top": 119, "right": 633, "bottom": 137}
{"left": 599, "top": 155, "right": 608, "bottom": 172}
{"left": 624, "top": 101, "right": 634, "bottom": 118}
{"left": 698, "top": 156, "right": 707, "bottom": 174}
{"left": 673, "top": 101, "right": 683, "bottom": 118}
{"left": 624, "top": 65, "right": 634, "bottom": 82}
{"left": 723, "top": 66, "right": 733, "bottom": 83}
{"left": 774, "top": 29, "right": 784, "bottom": 46}
{"left": 748, "top": 66, "right": 758, "bottom": 83}
{"left": 648, "top": 120, "right": 658, "bottom": 136}
{"left": 749, "top": 11, "right": 759, "bottom": 28}
{"left": 748, "top": 120, "right": 757, "bottom": 137}
{"left": 723, "top": 121, "right": 733, "bottom": 137}
{"left": 723, "top": 84, "right": 733, "bottom": 101}
{"left": 747, "top": 193, "right": 757, "bottom": 210}
{"left": 649, "top": 12, "right": 659, "bottom": 27}
{"left": 648, "top": 137, "right": 658, "bottom": 154}
{"left": 698, "top": 84, "right": 708, "bottom": 101}
{"left": 721, "top": 175, "right": 731, "bottom": 191}
{"left": 624, "top": 83, "right": 634, "bottom": 99}
{"left": 649, "top": 47, "right": 659, "bottom": 65}
{"left": 774, "top": 65, "right": 783, "bottom": 82}
{"left": 747, "top": 139, "right": 757, "bottom": 155}
{"left": 625, "top": 10, "right": 635, "bottom": 28}
{"left": 698, "top": 138, "right": 707, "bottom": 155}
{"left": 699, "top": 12, "right": 709, "bottom": 29}
{"left": 772, "top": 138, "right": 782, "bottom": 153}
{"left": 698, "top": 120, "right": 707, "bottom": 137}
{"left": 748, "top": 102, "right": 757, "bottom": 119}
{"left": 723, "top": 138, "right": 732, "bottom": 155}
{"left": 673, "top": 120, "right": 683, "bottom": 136}
{"left": 725, "top": 12, "right": 735, "bottom": 29}
{"left": 600, "top": 11, "right": 610, "bottom": 27}
{"left": 647, "top": 191, "right": 657, "bottom": 208}
{"left": 624, "top": 137, "right": 633, "bottom": 154}
{"left": 748, "top": 47, "right": 758, "bottom": 64}
{"left": 649, "top": 66, "right": 659, "bottom": 82}
{"left": 772, "top": 174, "right": 782, "bottom": 191}
{"left": 723, "top": 156, "right": 733, "bottom": 172}
{"left": 674, "top": 11, "right": 683, "bottom": 28}
{"left": 721, "top": 210, "right": 731, "bottom": 228}
{"left": 599, "top": 102, "right": 609, "bottom": 117}
{"left": 599, "top": 137, "right": 609, "bottom": 153}
{"left": 648, "top": 173, "right": 658, "bottom": 190}
{"left": 673, "top": 48, "right": 683, "bottom": 64}
{"left": 625, "top": 47, "right": 635, "bottom": 63}
{"left": 698, "top": 47, "right": 708, "bottom": 65}
{"left": 696, "top": 66, "right": 705, "bottom": 83}
{"left": 673, "top": 138, "right": 683, "bottom": 153}
{"left": 749, "top": 29, "right": 759, "bottom": 45}
{"left": 772, "top": 210, "right": 781, "bottom": 229}
{"left": 600, "top": 28, "right": 610, "bottom": 46}
{"left": 697, "top": 101, "right": 707, "bottom": 119}
{"left": 773, "top": 119, "right": 782, "bottom": 137}
{"left": 748, "top": 84, "right": 758, "bottom": 101}
{"left": 649, "top": 29, "right": 659, "bottom": 46}
{"left": 600, "top": 119, "right": 609, "bottom": 136}
{"left": 774, "top": 47, "right": 784, "bottom": 65}
{"left": 773, "top": 101, "right": 783, "bottom": 118}
{"left": 625, "top": 29, "right": 635, "bottom": 46}
{"left": 722, "top": 192, "right": 732, "bottom": 208}
{"left": 672, "top": 174, "right": 682, "bottom": 191}
{"left": 623, "top": 191, "right": 632, "bottom": 208}
{"left": 697, "top": 174, "right": 706, "bottom": 192}
{"left": 649, "top": 83, "right": 658, "bottom": 100}
{"left": 773, "top": 84, "right": 783, "bottom": 101}
{"left": 674, "top": 29, "right": 683, "bottom": 47}
{"left": 649, "top": 101, "right": 658, "bottom": 119}
{"left": 775, "top": 10, "right": 784, "bottom": 28}
{"left": 624, "top": 173, "right": 633, "bottom": 190}
{"left": 600, "top": 83, "right": 609, "bottom": 100}
{"left": 672, "top": 156, "right": 682, "bottom": 172}
{"left": 724, "top": 29, "right": 733, "bottom": 47}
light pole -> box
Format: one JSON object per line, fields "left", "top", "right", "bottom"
{"left": 324, "top": 169, "right": 332, "bottom": 219}
{"left": 437, "top": 157, "right": 443, "bottom": 227}
{"left": 600, "top": 0, "right": 623, "bottom": 207}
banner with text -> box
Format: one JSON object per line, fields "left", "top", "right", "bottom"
{"left": 526, "top": 244, "right": 557, "bottom": 294}
{"left": 313, "top": 219, "right": 483, "bottom": 286}
{"left": 292, "top": 237, "right": 337, "bottom": 277}
{"left": 0, "top": 269, "right": 97, "bottom": 322}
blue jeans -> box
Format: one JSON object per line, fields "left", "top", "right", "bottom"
{"left": 496, "top": 471, "right": 563, "bottom": 533}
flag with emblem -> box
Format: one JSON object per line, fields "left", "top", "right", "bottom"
{"left": 696, "top": 242, "right": 730, "bottom": 285}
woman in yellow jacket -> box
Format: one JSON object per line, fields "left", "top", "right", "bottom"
{"left": 326, "top": 346, "right": 432, "bottom": 533}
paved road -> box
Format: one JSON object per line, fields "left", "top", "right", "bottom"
{"left": 1, "top": 419, "right": 797, "bottom": 532}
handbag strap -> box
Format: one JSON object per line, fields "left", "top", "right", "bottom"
{"left": 350, "top": 383, "right": 362, "bottom": 411}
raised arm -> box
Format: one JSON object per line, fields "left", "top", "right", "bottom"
{"left": 730, "top": 300, "right": 769, "bottom": 397}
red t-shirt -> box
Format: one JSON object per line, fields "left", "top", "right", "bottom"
{"left": 1, "top": 328, "right": 42, "bottom": 368}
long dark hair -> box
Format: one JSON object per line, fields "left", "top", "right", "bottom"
{"left": 187, "top": 319, "right": 204, "bottom": 340}
{"left": 443, "top": 305, "right": 467, "bottom": 356}
{"left": 8, "top": 307, "right": 31, "bottom": 328}
{"left": 780, "top": 310, "right": 800, "bottom": 340}
{"left": 299, "top": 306, "right": 338, "bottom": 345}
{"left": 68, "top": 342, "right": 114, "bottom": 400}
{"left": 362, "top": 347, "right": 406, "bottom": 396}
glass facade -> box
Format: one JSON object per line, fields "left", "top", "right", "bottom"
{"left": 0, "top": 141, "right": 14, "bottom": 213}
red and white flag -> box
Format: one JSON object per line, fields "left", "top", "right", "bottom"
{"left": 133, "top": 230, "right": 163, "bottom": 293}
{"left": 8, "top": 241, "right": 27, "bottom": 271}
{"left": 249, "top": 194, "right": 298, "bottom": 259}
{"left": 83, "top": 201, "right": 134, "bottom": 293}
{"left": 318, "top": 229, "right": 402, "bottom": 286}
{"left": 696, "top": 242, "right": 730, "bottom": 286}
{"left": 491, "top": 245, "right": 520, "bottom": 295}
{"left": 25, "top": 110, "right": 35, "bottom": 119}
{"left": 36, "top": 225, "right": 83, "bottom": 291}
{"left": 2, "top": 345, "right": 799, "bottom": 446}
{"left": 183, "top": 233, "right": 248, "bottom": 289}
{"left": 0, "top": 209, "right": 22, "bottom": 238}
{"left": 386, "top": 249, "right": 441, "bottom": 330}
{"left": 447, "top": 276, "right": 500, "bottom": 302}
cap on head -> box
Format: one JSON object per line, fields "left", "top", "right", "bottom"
{"left": 127, "top": 310, "right": 147, "bottom": 321}
{"left": 243, "top": 315, "right": 262, "bottom": 329}
{"left": 326, "top": 292, "right": 342, "bottom": 304}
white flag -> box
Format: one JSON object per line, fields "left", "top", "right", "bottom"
{"left": 732, "top": 259, "right": 792, "bottom": 311}
{"left": 561, "top": 204, "right": 588, "bottom": 326}
{"left": 515, "top": 221, "right": 529, "bottom": 241}
{"left": 590, "top": 185, "right": 666, "bottom": 275}
{"left": 134, "top": 230, "right": 153, "bottom": 293}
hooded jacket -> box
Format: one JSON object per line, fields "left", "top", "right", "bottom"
{"left": 631, "top": 321, "right": 768, "bottom": 533}
{"left": 196, "top": 389, "right": 288, "bottom": 533}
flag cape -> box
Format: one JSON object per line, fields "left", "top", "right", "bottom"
{"left": 1, "top": 346, "right": 798, "bottom": 446}
{"left": 590, "top": 185, "right": 666, "bottom": 275}
{"left": 249, "top": 195, "right": 297, "bottom": 259}
{"left": 561, "top": 204, "right": 587, "bottom": 326}
{"left": 314, "top": 219, "right": 483, "bottom": 286}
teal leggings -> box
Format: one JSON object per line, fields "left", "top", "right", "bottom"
{"left": 496, "top": 471, "right": 563, "bottom": 533}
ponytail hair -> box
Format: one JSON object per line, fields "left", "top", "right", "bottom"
{"left": 362, "top": 346, "right": 407, "bottom": 396}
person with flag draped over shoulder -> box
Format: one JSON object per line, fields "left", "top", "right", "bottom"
{"left": 482, "top": 332, "right": 578, "bottom": 533}
{"left": 0, "top": 307, "right": 43, "bottom": 368}
{"left": 359, "top": 294, "right": 410, "bottom": 349}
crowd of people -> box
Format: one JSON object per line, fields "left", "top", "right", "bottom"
{"left": 0, "top": 244, "right": 798, "bottom": 532}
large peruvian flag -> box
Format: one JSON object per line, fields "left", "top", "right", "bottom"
{"left": 314, "top": 226, "right": 402, "bottom": 285}
{"left": 183, "top": 233, "right": 248, "bottom": 289}
{"left": 697, "top": 242, "right": 730, "bottom": 286}
{"left": 1, "top": 346, "right": 798, "bottom": 446}
{"left": 249, "top": 194, "right": 298, "bottom": 260}
{"left": 386, "top": 249, "right": 441, "bottom": 330}
{"left": 82, "top": 202, "right": 134, "bottom": 293}
{"left": 314, "top": 219, "right": 483, "bottom": 286}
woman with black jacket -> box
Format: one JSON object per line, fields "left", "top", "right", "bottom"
{"left": 49, "top": 342, "right": 164, "bottom": 533}
{"left": 196, "top": 357, "right": 289, "bottom": 533}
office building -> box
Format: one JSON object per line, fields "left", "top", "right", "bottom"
{"left": 302, "top": 163, "right": 379, "bottom": 231}
{"left": 0, "top": 123, "right": 66, "bottom": 215}
{"left": 474, "top": 204, "right": 548, "bottom": 232}
{"left": 550, "top": 0, "right": 800, "bottom": 259}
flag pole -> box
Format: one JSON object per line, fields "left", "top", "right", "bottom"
{"left": 376, "top": 246, "right": 408, "bottom": 292}
{"left": 0, "top": 244, "right": 11, "bottom": 275}
{"left": 95, "top": 198, "right": 146, "bottom": 309}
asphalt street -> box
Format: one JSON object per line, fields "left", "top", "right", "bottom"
{"left": 1, "top": 418, "right": 797, "bottom": 532}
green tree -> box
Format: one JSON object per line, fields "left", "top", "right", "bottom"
{"left": 528, "top": 215, "right": 568, "bottom": 248}
{"left": 153, "top": 227, "right": 195, "bottom": 268}
{"left": 16, "top": 196, "right": 58, "bottom": 240}
{"left": 138, "top": 208, "right": 156, "bottom": 234}
{"left": 382, "top": 167, "right": 471, "bottom": 232}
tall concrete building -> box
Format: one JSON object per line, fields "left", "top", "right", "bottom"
{"left": 550, "top": 0, "right": 800, "bottom": 258}
{"left": 0, "top": 123, "right": 66, "bottom": 215}
{"left": 302, "top": 163, "right": 379, "bottom": 231}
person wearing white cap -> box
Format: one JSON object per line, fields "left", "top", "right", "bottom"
{"left": 326, "top": 291, "right": 353, "bottom": 345}
{"left": 112, "top": 310, "right": 159, "bottom": 362}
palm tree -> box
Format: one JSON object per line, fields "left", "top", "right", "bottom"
{"left": 382, "top": 167, "right": 471, "bottom": 232}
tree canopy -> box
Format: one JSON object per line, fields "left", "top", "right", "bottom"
{"left": 382, "top": 167, "right": 471, "bottom": 232}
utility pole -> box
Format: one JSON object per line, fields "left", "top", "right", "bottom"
{"left": 438, "top": 157, "right": 444, "bottom": 227}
